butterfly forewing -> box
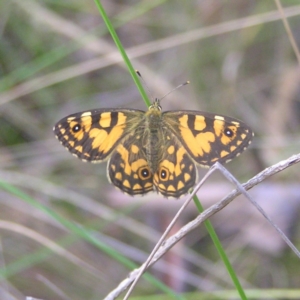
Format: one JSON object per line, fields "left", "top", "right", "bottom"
{"left": 163, "top": 110, "right": 253, "bottom": 167}
{"left": 54, "top": 109, "right": 144, "bottom": 162}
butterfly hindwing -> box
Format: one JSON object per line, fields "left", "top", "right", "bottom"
{"left": 153, "top": 139, "right": 197, "bottom": 198}
{"left": 107, "top": 135, "right": 154, "bottom": 195}
{"left": 107, "top": 131, "right": 197, "bottom": 198}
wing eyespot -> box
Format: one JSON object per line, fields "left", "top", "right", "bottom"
{"left": 224, "top": 127, "right": 234, "bottom": 137}
{"left": 139, "top": 167, "right": 151, "bottom": 180}
{"left": 72, "top": 124, "right": 81, "bottom": 133}
{"left": 159, "top": 167, "right": 169, "bottom": 181}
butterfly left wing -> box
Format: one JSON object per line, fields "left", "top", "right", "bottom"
{"left": 54, "top": 109, "right": 144, "bottom": 162}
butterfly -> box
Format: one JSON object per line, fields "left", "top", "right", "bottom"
{"left": 54, "top": 98, "right": 253, "bottom": 198}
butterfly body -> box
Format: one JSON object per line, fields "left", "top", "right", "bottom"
{"left": 54, "top": 98, "right": 253, "bottom": 198}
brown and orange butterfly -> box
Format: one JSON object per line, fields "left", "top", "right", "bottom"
{"left": 54, "top": 98, "right": 253, "bottom": 198}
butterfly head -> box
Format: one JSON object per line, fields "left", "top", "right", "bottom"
{"left": 149, "top": 98, "right": 162, "bottom": 111}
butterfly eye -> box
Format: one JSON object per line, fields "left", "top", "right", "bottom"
{"left": 139, "top": 167, "right": 151, "bottom": 179}
{"left": 72, "top": 124, "right": 81, "bottom": 133}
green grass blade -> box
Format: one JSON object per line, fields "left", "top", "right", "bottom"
{"left": 94, "top": 0, "right": 151, "bottom": 107}
{"left": 193, "top": 194, "right": 248, "bottom": 300}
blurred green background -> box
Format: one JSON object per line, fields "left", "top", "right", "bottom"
{"left": 1, "top": 0, "right": 300, "bottom": 299}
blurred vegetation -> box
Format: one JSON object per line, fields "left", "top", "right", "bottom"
{"left": 0, "top": 0, "right": 300, "bottom": 299}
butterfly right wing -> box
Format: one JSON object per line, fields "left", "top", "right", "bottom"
{"left": 54, "top": 108, "right": 145, "bottom": 162}
{"left": 163, "top": 110, "right": 253, "bottom": 167}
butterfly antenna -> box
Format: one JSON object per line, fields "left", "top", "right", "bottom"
{"left": 136, "top": 70, "right": 154, "bottom": 101}
{"left": 136, "top": 70, "right": 190, "bottom": 102}
{"left": 160, "top": 81, "right": 190, "bottom": 102}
